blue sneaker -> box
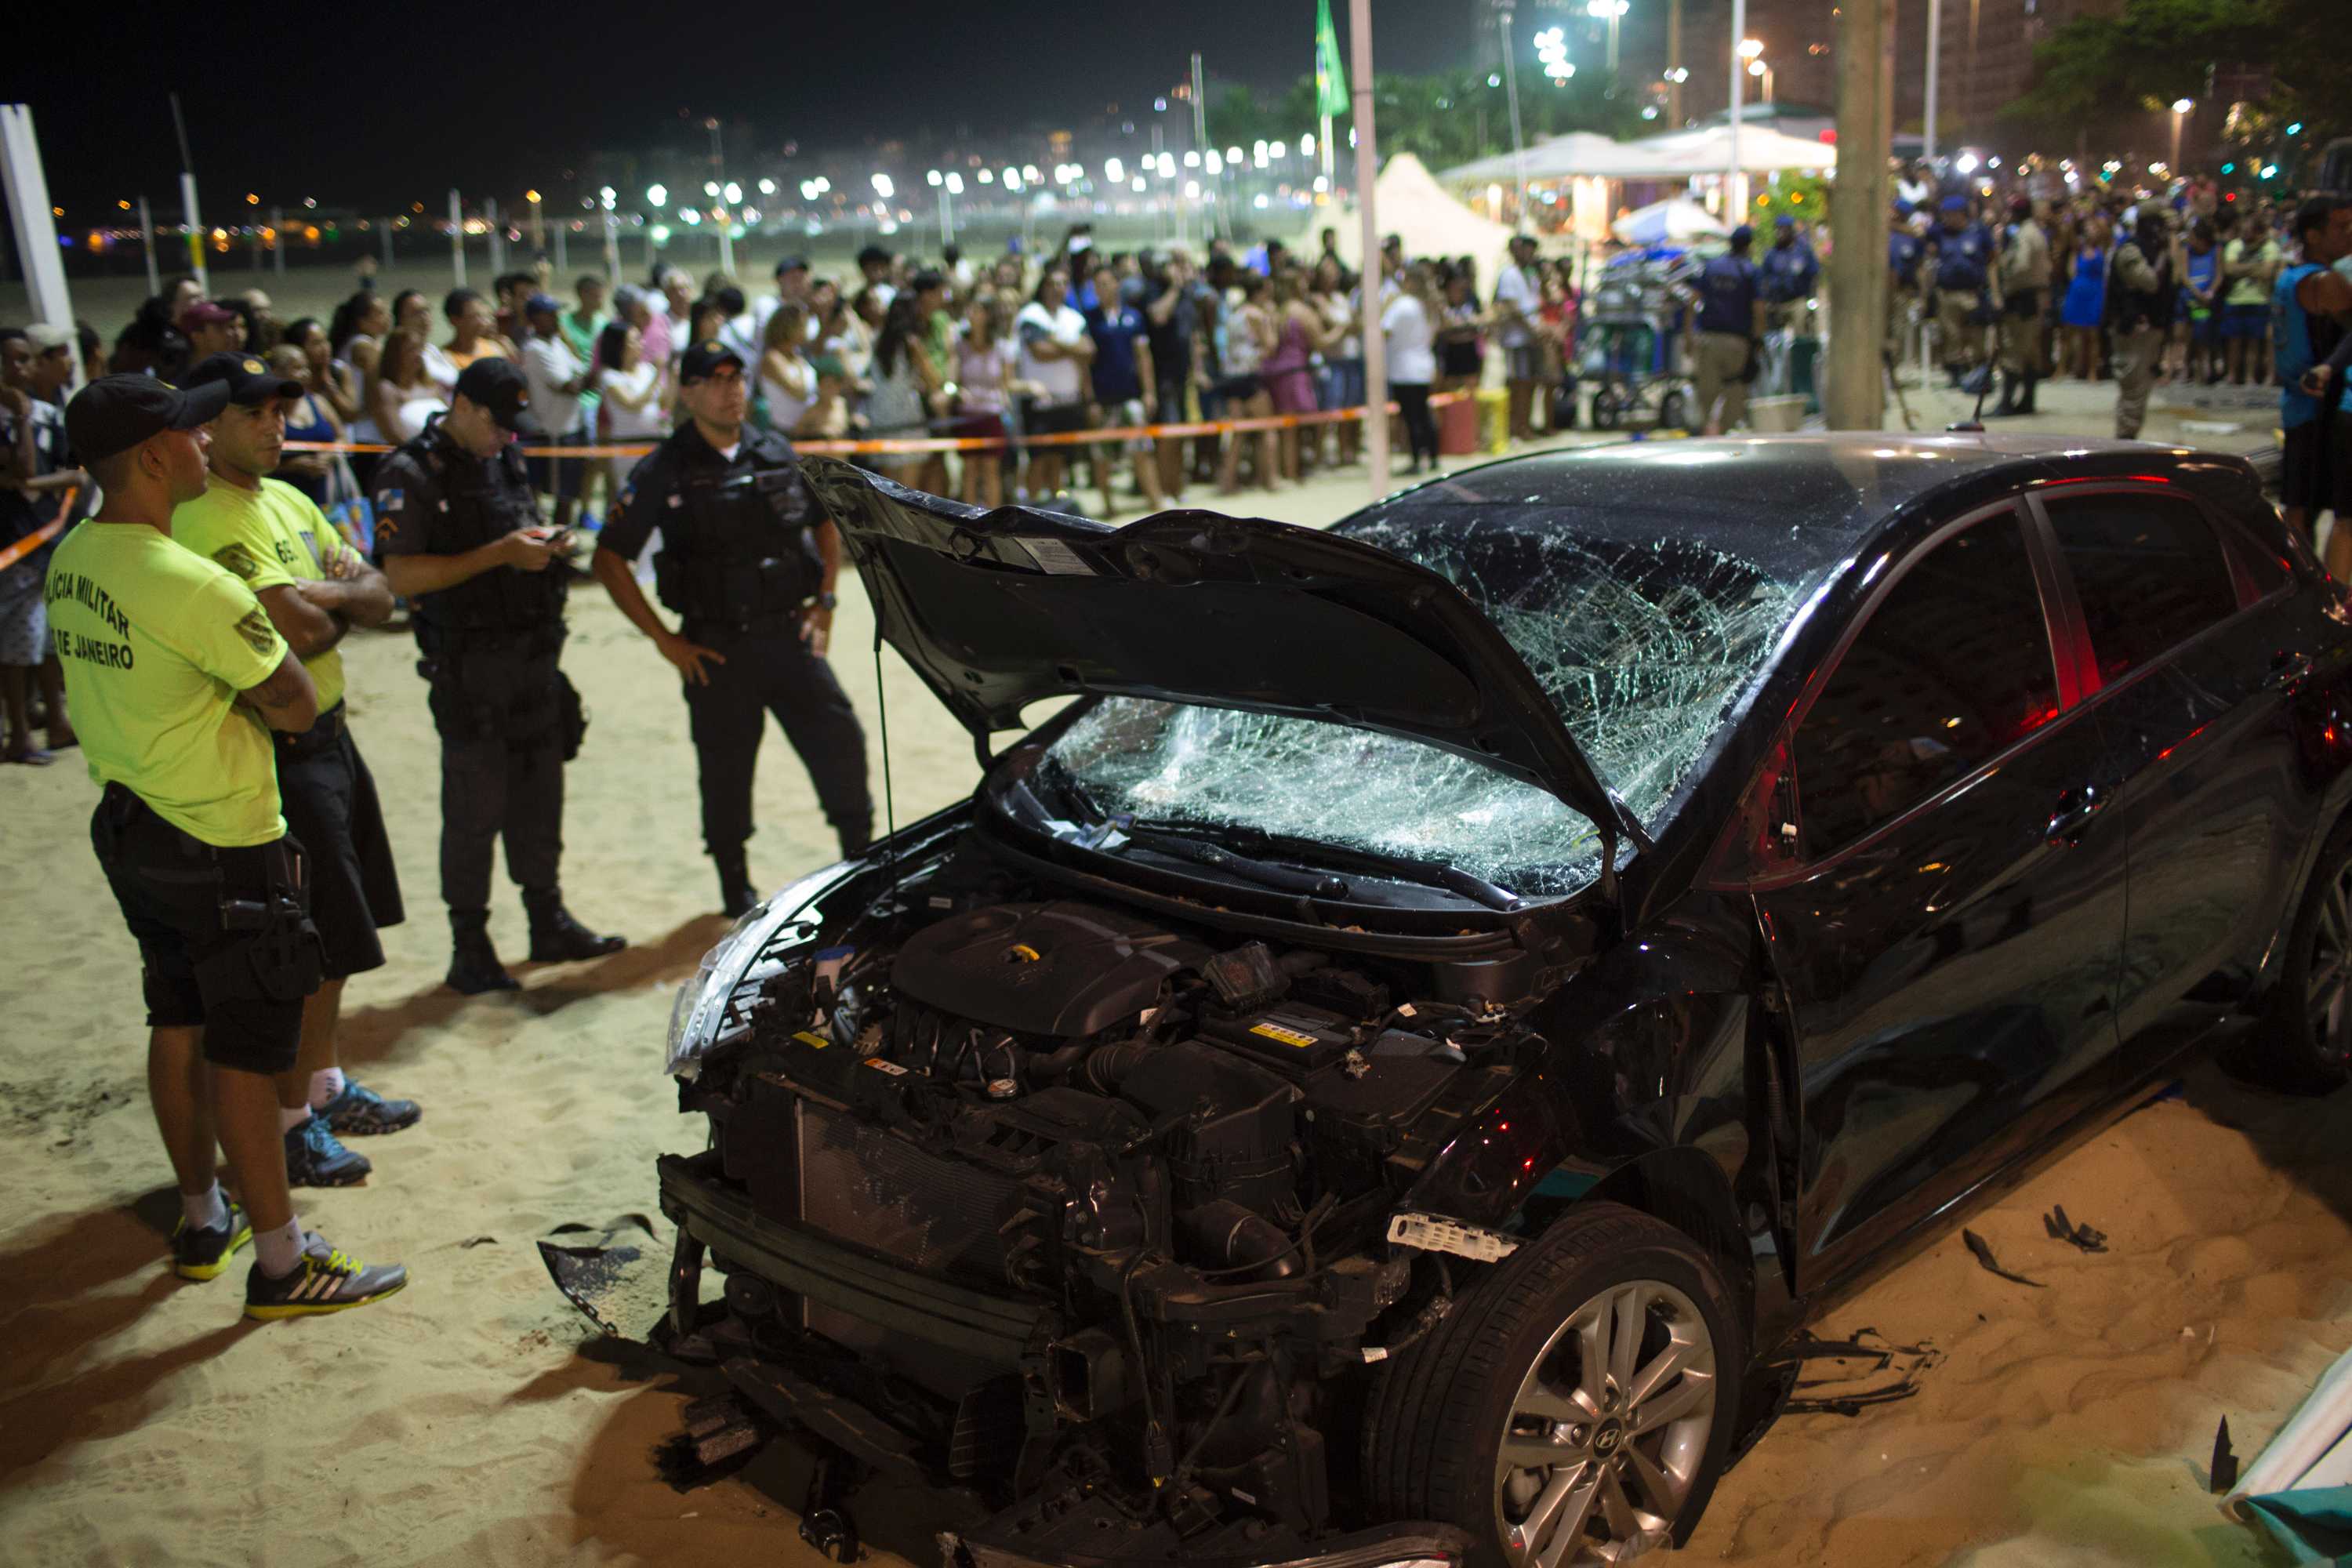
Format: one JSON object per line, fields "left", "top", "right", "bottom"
{"left": 319, "top": 1079, "right": 422, "bottom": 1136}
{"left": 285, "top": 1112, "right": 372, "bottom": 1187}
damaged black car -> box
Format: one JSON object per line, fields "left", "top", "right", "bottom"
{"left": 610, "top": 435, "right": 2352, "bottom": 1568}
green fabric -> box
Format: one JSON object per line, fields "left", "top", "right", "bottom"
{"left": 173, "top": 477, "right": 347, "bottom": 713}
{"left": 1316, "top": 0, "right": 1350, "bottom": 118}
{"left": 46, "top": 521, "right": 289, "bottom": 846}
{"left": 2242, "top": 1486, "right": 2352, "bottom": 1564}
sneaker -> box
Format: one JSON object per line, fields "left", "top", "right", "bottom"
{"left": 318, "top": 1080, "right": 422, "bottom": 1137}
{"left": 172, "top": 1201, "right": 253, "bottom": 1282}
{"left": 284, "top": 1112, "right": 372, "bottom": 1187}
{"left": 245, "top": 1232, "right": 408, "bottom": 1319}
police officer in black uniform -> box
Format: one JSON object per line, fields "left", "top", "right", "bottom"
{"left": 591, "top": 341, "right": 871, "bottom": 917}
{"left": 371, "top": 358, "right": 624, "bottom": 992}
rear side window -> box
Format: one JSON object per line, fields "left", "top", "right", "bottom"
{"left": 2044, "top": 492, "right": 2238, "bottom": 681}
{"left": 1794, "top": 510, "right": 2060, "bottom": 856}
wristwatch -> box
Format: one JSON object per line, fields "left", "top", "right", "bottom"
{"left": 815, "top": 591, "right": 838, "bottom": 611}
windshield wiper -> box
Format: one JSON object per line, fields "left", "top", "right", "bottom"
{"left": 1127, "top": 818, "right": 1526, "bottom": 913}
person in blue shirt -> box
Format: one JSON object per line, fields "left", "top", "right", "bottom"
{"left": 2271, "top": 195, "right": 2352, "bottom": 552}
{"left": 1759, "top": 214, "right": 1821, "bottom": 332}
{"left": 1886, "top": 202, "right": 1926, "bottom": 366}
{"left": 1081, "top": 269, "right": 1164, "bottom": 517}
{"left": 1681, "top": 225, "right": 1765, "bottom": 435}
{"left": 1924, "top": 194, "right": 1998, "bottom": 387}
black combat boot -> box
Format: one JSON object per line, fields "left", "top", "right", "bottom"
{"left": 714, "top": 851, "right": 758, "bottom": 920}
{"left": 447, "top": 911, "right": 518, "bottom": 995}
{"left": 1989, "top": 372, "right": 2019, "bottom": 417}
{"left": 2016, "top": 372, "right": 2040, "bottom": 415}
{"left": 523, "top": 888, "right": 627, "bottom": 962}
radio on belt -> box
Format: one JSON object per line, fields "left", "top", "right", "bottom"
{"left": 1196, "top": 1002, "right": 1354, "bottom": 1075}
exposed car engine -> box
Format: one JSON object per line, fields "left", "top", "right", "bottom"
{"left": 660, "top": 840, "right": 1543, "bottom": 1562}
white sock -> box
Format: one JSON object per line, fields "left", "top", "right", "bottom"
{"left": 256, "top": 1216, "right": 306, "bottom": 1277}
{"left": 307, "top": 1067, "right": 347, "bottom": 1109}
{"left": 181, "top": 1182, "right": 227, "bottom": 1231}
{"left": 280, "top": 1104, "right": 312, "bottom": 1134}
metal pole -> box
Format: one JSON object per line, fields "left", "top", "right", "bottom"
{"left": 604, "top": 209, "right": 621, "bottom": 285}
{"left": 1727, "top": 0, "right": 1746, "bottom": 216}
{"left": 137, "top": 194, "right": 160, "bottom": 294}
{"left": 253, "top": 209, "right": 266, "bottom": 273}
{"left": 1826, "top": 0, "right": 1893, "bottom": 430}
{"left": 1192, "top": 52, "right": 1214, "bottom": 239}
{"left": 1499, "top": 3, "right": 1526, "bottom": 229}
{"left": 381, "top": 216, "right": 394, "bottom": 272}
{"left": 711, "top": 120, "right": 735, "bottom": 278}
{"left": 1349, "top": 0, "right": 1388, "bottom": 500}
{"left": 554, "top": 217, "right": 568, "bottom": 274}
{"left": 271, "top": 205, "right": 285, "bottom": 277}
{"left": 1608, "top": 11, "right": 1621, "bottom": 72}
{"left": 169, "top": 91, "right": 208, "bottom": 292}
{"left": 0, "top": 106, "right": 81, "bottom": 350}
{"left": 485, "top": 197, "right": 505, "bottom": 277}
{"left": 448, "top": 188, "right": 466, "bottom": 287}
{"left": 1924, "top": 0, "right": 1941, "bottom": 162}
{"left": 1667, "top": 0, "right": 1683, "bottom": 125}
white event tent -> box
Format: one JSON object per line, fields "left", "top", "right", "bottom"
{"left": 1305, "top": 151, "right": 1520, "bottom": 282}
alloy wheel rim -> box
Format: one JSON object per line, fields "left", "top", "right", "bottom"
{"left": 1493, "top": 1279, "right": 1717, "bottom": 1568}
{"left": 2307, "top": 861, "right": 2352, "bottom": 1067}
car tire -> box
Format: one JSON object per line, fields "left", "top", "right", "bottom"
{"left": 1363, "top": 1203, "right": 1744, "bottom": 1566}
{"left": 2244, "top": 822, "right": 2352, "bottom": 1094}
{"left": 1591, "top": 393, "right": 1621, "bottom": 430}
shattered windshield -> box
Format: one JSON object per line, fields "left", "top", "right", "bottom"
{"left": 1042, "top": 516, "right": 1816, "bottom": 898}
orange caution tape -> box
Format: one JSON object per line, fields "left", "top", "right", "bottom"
{"left": 282, "top": 392, "right": 1468, "bottom": 463}
{"left": 0, "top": 487, "right": 79, "bottom": 574}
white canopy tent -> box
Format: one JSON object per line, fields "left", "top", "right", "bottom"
{"left": 1611, "top": 198, "right": 1729, "bottom": 245}
{"left": 1443, "top": 132, "right": 1626, "bottom": 187}
{"left": 1305, "top": 151, "right": 1519, "bottom": 283}
{"left": 1440, "top": 124, "right": 1836, "bottom": 184}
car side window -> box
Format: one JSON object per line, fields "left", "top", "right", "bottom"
{"left": 2044, "top": 492, "right": 2239, "bottom": 682}
{"left": 1793, "top": 510, "right": 2061, "bottom": 857}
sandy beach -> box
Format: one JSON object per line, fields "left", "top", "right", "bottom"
{"left": 3, "top": 397, "right": 2347, "bottom": 1568}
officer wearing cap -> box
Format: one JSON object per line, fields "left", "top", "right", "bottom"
{"left": 1684, "top": 224, "right": 1765, "bottom": 436}
{"left": 1924, "top": 194, "right": 1999, "bottom": 387}
{"left": 175, "top": 352, "right": 419, "bottom": 1189}
{"left": 371, "top": 357, "right": 623, "bottom": 993}
{"left": 591, "top": 339, "right": 871, "bottom": 916}
{"left": 1759, "top": 214, "right": 1820, "bottom": 332}
{"left": 1886, "top": 201, "right": 1926, "bottom": 365}
{"left": 1991, "top": 195, "right": 2051, "bottom": 417}
{"left": 55, "top": 375, "right": 407, "bottom": 1317}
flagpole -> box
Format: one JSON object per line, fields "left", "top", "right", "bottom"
{"left": 1349, "top": 0, "right": 1388, "bottom": 502}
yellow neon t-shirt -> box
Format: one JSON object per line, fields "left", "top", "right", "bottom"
{"left": 172, "top": 475, "right": 347, "bottom": 713}
{"left": 45, "top": 521, "right": 289, "bottom": 847}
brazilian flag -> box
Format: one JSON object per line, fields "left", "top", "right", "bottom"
{"left": 1316, "top": 0, "right": 1349, "bottom": 118}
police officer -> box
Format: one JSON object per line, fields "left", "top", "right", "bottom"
{"left": 176, "top": 351, "right": 419, "bottom": 1192}
{"left": 591, "top": 340, "right": 871, "bottom": 917}
{"left": 1924, "top": 194, "right": 1997, "bottom": 387}
{"left": 1991, "top": 195, "right": 2052, "bottom": 417}
{"left": 1759, "top": 214, "right": 1820, "bottom": 332}
{"left": 372, "top": 358, "right": 623, "bottom": 993}
{"left": 2107, "top": 207, "right": 2175, "bottom": 441}
{"left": 1886, "top": 201, "right": 1927, "bottom": 365}
{"left": 1684, "top": 226, "right": 1764, "bottom": 437}
{"left": 56, "top": 375, "right": 406, "bottom": 1317}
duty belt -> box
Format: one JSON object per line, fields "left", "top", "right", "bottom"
{"left": 272, "top": 699, "right": 347, "bottom": 762}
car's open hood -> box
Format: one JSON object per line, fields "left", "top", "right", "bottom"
{"left": 801, "top": 459, "right": 1646, "bottom": 852}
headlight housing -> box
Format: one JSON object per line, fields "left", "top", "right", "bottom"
{"left": 663, "top": 861, "right": 855, "bottom": 1078}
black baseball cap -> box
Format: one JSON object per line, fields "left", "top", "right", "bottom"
{"left": 185, "top": 351, "right": 304, "bottom": 406}
{"left": 454, "top": 358, "right": 530, "bottom": 430}
{"left": 65, "top": 374, "right": 232, "bottom": 465}
{"left": 680, "top": 339, "right": 746, "bottom": 382}
{"left": 774, "top": 255, "right": 810, "bottom": 277}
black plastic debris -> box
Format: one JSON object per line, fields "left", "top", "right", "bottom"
{"left": 1772, "top": 1327, "right": 1945, "bottom": 1417}
{"left": 1962, "top": 1228, "right": 2045, "bottom": 1287}
{"left": 2211, "top": 1416, "right": 2240, "bottom": 1494}
{"left": 2042, "top": 1206, "right": 2109, "bottom": 1254}
{"left": 538, "top": 1213, "right": 666, "bottom": 1338}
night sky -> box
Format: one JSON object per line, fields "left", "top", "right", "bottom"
{"left": 17, "top": 1, "right": 1502, "bottom": 216}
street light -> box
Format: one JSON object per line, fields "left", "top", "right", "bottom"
{"left": 2171, "top": 97, "right": 2194, "bottom": 175}
{"left": 872, "top": 173, "right": 894, "bottom": 200}
{"left": 1584, "top": 0, "right": 1628, "bottom": 72}
{"left": 646, "top": 183, "right": 667, "bottom": 208}
{"left": 722, "top": 181, "right": 742, "bottom": 205}
{"left": 758, "top": 178, "right": 776, "bottom": 196}
{"left": 1748, "top": 55, "right": 1773, "bottom": 103}
{"left": 1737, "top": 36, "right": 1763, "bottom": 59}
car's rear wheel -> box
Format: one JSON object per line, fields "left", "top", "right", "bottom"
{"left": 1364, "top": 1203, "right": 1743, "bottom": 1566}
{"left": 2245, "top": 824, "right": 2352, "bottom": 1094}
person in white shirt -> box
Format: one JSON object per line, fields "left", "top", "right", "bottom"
{"left": 1384, "top": 261, "right": 1443, "bottom": 474}
{"left": 1014, "top": 267, "right": 1093, "bottom": 499}
{"left": 517, "top": 293, "right": 590, "bottom": 530}
{"left": 757, "top": 303, "right": 818, "bottom": 435}
{"left": 1493, "top": 233, "right": 1544, "bottom": 441}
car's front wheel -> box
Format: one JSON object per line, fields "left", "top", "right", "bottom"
{"left": 2245, "top": 822, "right": 2352, "bottom": 1094}
{"left": 1364, "top": 1203, "right": 1744, "bottom": 1566}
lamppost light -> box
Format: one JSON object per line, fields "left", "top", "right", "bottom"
{"left": 2171, "top": 97, "right": 2194, "bottom": 114}
{"left": 646, "top": 183, "right": 668, "bottom": 206}
{"left": 1738, "top": 37, "right": 1764, "bottom": 59}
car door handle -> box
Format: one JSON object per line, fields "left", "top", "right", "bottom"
{"left": 2046, "top": 785, "right": 2111, "bottom": 847}
{"left": 2270, "top": 650, "right": 2314, "bottom": 692}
